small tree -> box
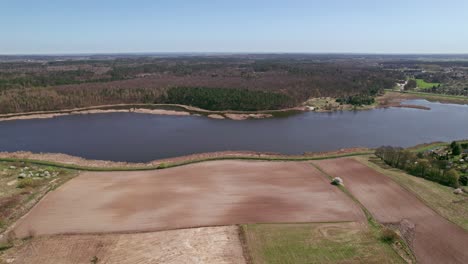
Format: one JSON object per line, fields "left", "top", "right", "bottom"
{"left": 450, "top": 141, "right": 458, "bottom": 149}
{"left": 445, "top": 169, "right": 460, "bottom": 188}
{"left": 452, "top": 144, "right": 461, "bottom": 156}
{"left": 415, "top": 159, "right": 431, "bottom": 178}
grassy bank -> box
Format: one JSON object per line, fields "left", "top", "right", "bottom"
{"left": 354, "top": 155, "right": 468, "bottom": 231}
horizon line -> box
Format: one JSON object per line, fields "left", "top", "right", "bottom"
{"left": 2, "top": 51, "right": 468, "bottom": 57}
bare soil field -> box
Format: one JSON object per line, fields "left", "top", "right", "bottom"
{"left": 3, "top": 226, "right": 245, "bottom": 264}
{"left": 313, "top": 158, "right": 468, "bottom": 264}
{"left": 12, "top": 160, "right": 365, "bottom": 238}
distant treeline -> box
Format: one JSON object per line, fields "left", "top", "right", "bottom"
{"left": 375, "top": 146, "right": 461, "bottom": 188}
{"left": 0, "top": 70, "right": 109, "bottom": 90}
{"left": 0, "top": 87, "right": 164, "bottom": 114}
{"left": 163, "top": 87, "right": 293, "bottom": 111}
{"left": 0, "top": 86, "right": 293, "bottom": 114}
{"left": 0, "top": 57, "right": 403, "bottom": 114}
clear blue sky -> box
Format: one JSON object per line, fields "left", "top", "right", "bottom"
{"left": 1, "top": 0, "right": 468, "bottom": 54}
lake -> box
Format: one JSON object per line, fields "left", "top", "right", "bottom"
{"left": 1, "top": 100, "right": 467, "bottom": 162}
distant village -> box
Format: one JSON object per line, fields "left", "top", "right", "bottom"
{"left": 425, "top": 142, "right": 468, "bottom": 174}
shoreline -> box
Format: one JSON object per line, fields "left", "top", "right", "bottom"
{"left": 0, "top": 101, "right": 425, "bottom": 123}
{"left": 0, "top": 91, "right": 464, "bottom": 122}
{"left": 381, "top": 90, "right": 468, "bottom": 106}
{"left": 0, "top": 103, "right": 303, "bottom": 122}
{"left": 0, "top": 140, "right": 460, "bottom": 171}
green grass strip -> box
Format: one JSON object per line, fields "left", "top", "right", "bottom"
{"left": 402, "top": 90, "right": 468, "bottom": 101}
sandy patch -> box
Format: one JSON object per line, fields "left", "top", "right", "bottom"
{"left": 3, "top": 226, "right": 245, "bottom": 264}
{"left": 0, "top": 108, "right": 191, "bottom": 122}
{"left": 207, "top": 114, "right": 225, "bottom": 119}
{"left": 12, "top": 160, "right": 364, "bottom": 237}
{"left": 131, "top": 108, "right": 190, "bottom": 116}
{"left": 224, "top": 113, "right": 273, "bottom": 120}
{"left": 313, "top": 158, "right": 468, "bottom": 264}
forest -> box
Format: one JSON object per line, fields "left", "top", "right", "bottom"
{"left": 163, "top": 87, "right": 293, "bottom": 111}
{"left": 0, "top": 55, "right": 404, "bottom": 114}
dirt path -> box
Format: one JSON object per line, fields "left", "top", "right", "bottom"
{"left": 4, "top": 226, "right": 245, "bottom": 264}
{"left": 313, "top": 158, "right": 468, "bottom": 264}
{"left": 12, "top": 160, "right": 365, "bottom": 237}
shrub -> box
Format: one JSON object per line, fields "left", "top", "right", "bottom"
{"left": 91, "top": 256, "right": 99, "bottom": 264}
{"left": 157, "top": 163, "right": 168, "bottom": 169}
{"left": 380, "top": 228, "right": 399, "bottom": 244}
{"left": 445, "top": 169, "right": 460, "bottom": 188}
{"left": 0, "top": 242, "right": 13, "bottom": 251}
{"left": 16, "top": 178, "right": 39, "bottom": 189}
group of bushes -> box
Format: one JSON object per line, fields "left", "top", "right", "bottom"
{"left": 336, "top": 86, "right": 381, "bottom": 106}
{"left": 375, "top": 146, "right": 463, "bottom": 188}
{"left": 336, "top": 95, "right": 375, "bottom": 106}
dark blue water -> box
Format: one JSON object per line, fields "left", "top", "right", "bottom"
{"left": 1, "top": 100, "right": 467, "bottom": 162}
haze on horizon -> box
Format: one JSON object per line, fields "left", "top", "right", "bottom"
{"left": 1, "top": 0, "right": 468, "bottom": 55}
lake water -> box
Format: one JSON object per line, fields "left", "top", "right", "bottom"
{"left": 1, "top": 100, "right": 467, "bottom": 162}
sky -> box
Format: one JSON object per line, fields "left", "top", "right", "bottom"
{"left": 1, "top": 0, "right": 468, "bottom": 54}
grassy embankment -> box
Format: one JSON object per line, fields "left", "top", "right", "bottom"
{"left": 0, "top": 140, "right": 462, "bottom": 172}
{"left": 0, "top": 151, "right": 373, "bottom": 172}
{"left": 354, "top": 155, "right": 468, "bottom": 231}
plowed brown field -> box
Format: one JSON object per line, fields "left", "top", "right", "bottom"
{"left": 313, "top": 158, "right": 468, "bottom": 264}
{"left": 13, "top": 160, "right": 364, "bottom": 238}
{"left": 4, "top": 226, "right": 245, "bottom": 264}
